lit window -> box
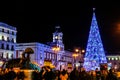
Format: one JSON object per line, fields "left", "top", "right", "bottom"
{"left": 50, "top": 54, "right": 51, "bottom": 59}
{"left": 2, "top": 36, "right": 4, "bottom": 41}
{"left": 52, "top": 54, "right": 54, "bottom": 59}
{"left": 112, "top": 58, "right": 114, "bottom": 60}
{"left": 4, "top": 36, "right": 7, "bottom": 41}
{"left": 108, "top": 58, "right": 111, "bottom": 60}
{"left": 44, "top": 52, "right": 46, "bottom": 59}
{"left": 115, "top": 58, "right": 118, "bottom": 60}
{"left": 14, "top": 38, "right": 16, "bottom": 43}
{"left": 47, "top": 53, "right": 49, "bottom": 59}
{"left": 20, "top": 52, "right": 23, "bottom": 58}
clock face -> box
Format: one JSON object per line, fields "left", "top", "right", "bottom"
{"left": 55, "top": 36, "right": 58, "bottom": 39}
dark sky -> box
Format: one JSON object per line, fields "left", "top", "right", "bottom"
{"left": 0, "top": 1, "right": 120, "bottom": 54}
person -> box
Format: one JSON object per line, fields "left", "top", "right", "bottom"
{"left": 6, "top": 67, "right": 16, "bottom": 80}
{"left": 44, "top": 66, "right": 55, "bottom": 80}
{"left": 95, "top": 68, "right": 101, "bottom": 80}
{"left": 39, "top": 67, "right": 46, "bottom": 80}
{"left": 101, "top": 70, "right": 108, "bottom": 80}
{"left": 17, "top": 71, "right": 25, "bottom": 80}
{"left": 106, "top": 69, "right": 117, "bottom": 80}
{"left": 59, "top": 69, "right": 68, "bottom": 80}
{"left": 32, "top": 70, "right": 39, "bottom": 80}
{"left": 69, "top": 67, "right": 79, "bottom": 80}
{"left": 79, "top": 68, "right": 89, "bottom": 80}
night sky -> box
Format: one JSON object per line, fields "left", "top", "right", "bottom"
{"left": 0, "top": 1, "right": 120, "bottom": 54}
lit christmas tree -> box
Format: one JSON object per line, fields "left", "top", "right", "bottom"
{"left": 83, "top": 8, "right": 107, "bottom": 71}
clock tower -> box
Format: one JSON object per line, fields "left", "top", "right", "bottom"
{"left": 53, "top": 26, "right": 64, "bottom": 51}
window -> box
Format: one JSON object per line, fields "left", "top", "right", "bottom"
{"left": 11, "top": 54, "right": 13, "bottom": 59}
{"left": 6, "top": 44, "right": 9, "bottom": 50}
{"left": 12, "top": 31, "right": 14, "bottom": 35}
{"left": 1, "top": 43, "right": 4, "bottom": 49}
{"left": 7, "top": 30, "right": 9, "bottom": 34}
{"left": 50, "top": 54, "right": 51, "bottom": 59}
{"left": 7, "top": 37, "right": 10, "bottom": 42}
{"left": 108, "top": 58, "right": 110, "bottom": 60}
{"left": 2, "top": 36, "right": 4, "bottom": 41}
{"left": 58, "top": 54, "right": 61, "bottom": 60}
{"left": 112, "top": 57, "right": 114, "bottom": 60}
{"left": 0, "top": 53, "right": 3, "bottom": 59}
{"left": 6, "top": 53, "right": 8, "bottom": 59}
{"left": 47, "top": 53, "right": 49, "bottom": 59}
{"left": 44, "top": 52, "right": 46, "bottom": 58}
{"left": 11, "top": 38, "right": 14, "bottom": 43}
{"left": 40, "top": 53, "right": 42, "bottom": 59}
{"left": 2, "top": 29, "right": 4, "bottom": 32}
{"left": 11, "top": 45, "right": 14, "bottom": 50}
{"left": 52, "top": 54, "right": 54, "bottom": 59}
{"left": 55, "top": 36, "right": 58, "bottom": 39}
{"left": 115, "top": 57, "right": 118, "bottom": 60}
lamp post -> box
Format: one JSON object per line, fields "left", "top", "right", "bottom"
{"left": 79, "top": 49, "right": 85, "bottom": 68}
{"left": 52, "top": 46, "right": 60, "bottom": 69}
{"left": 72, "top": 53, "right": 78, "bottom": 68}
{"left": 72, "top": 48, "right": 85, "bottom": 69}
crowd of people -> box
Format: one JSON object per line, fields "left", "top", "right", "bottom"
{"left": 0, "top": 66, "right": 119, "bottom": 80}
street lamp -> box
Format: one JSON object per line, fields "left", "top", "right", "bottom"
{"left": 72, "top": 49, "right": 79, "bottom": 68}
{"left": 72, "top": 48, "right": 85, "bottom": 68}
{"left": 52, "top": 46, "right": 60, "bottom": 68}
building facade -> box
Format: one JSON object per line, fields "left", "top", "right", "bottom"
{"left": 0, "top": 22, "right": 17, "bottom": 61}
{"left": 106, "top": 55, "right": 120, "bottom": 71}
{"left": 16, "top": 26, "right": 73, "bottom": 70}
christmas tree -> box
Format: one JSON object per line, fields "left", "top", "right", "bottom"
{"left": 83, "top": 8, "right": 107, "bottom": 71}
